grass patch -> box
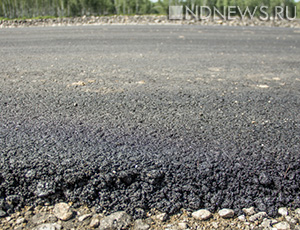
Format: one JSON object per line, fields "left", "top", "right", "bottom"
{"left": 0, "top": 15, "right": 57, "bottom": 21}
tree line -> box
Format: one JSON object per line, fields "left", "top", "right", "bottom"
{"left": 0, "top": 0, "right": 299, "bottom": 19}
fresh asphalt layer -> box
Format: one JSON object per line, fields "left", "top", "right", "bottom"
{"left": 0, "top": 25, "right": 300, "bottom": 217}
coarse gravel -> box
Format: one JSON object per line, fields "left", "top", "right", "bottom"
{"left": 0, "top": 25, "right": 300, "bottom": 221}
{"left": 1, "top": 203, "right": 300, "bottom": 229}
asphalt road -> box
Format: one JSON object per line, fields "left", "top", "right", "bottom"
{"left": 0, "top": 25, "right": 300, "bottom": 217}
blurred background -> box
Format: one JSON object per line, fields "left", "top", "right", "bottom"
{"left": 0, "top": 0, "right": 299, "bottom": 19}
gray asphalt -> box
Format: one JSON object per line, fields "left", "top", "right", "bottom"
{"left": 0, "top": 25, "right": 300, "bottom": 217}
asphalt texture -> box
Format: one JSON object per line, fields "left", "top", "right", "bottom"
{"left": 0, "top": 25, "right": 300, "bottom": 218}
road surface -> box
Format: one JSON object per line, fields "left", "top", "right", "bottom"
{"left": 0, "top": 25, "right": 300, "bottom": 217}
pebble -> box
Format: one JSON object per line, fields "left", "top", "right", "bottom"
{"left": 178, "top": 222, "right": 188, "bottom": 229}
{"left": 285, "top": 215, "right": 297, "bottom": 224}
{"left": 249, "top": 212, "right": 267, "bottom": 222}
{"left": 2, "top": 203, "right": 300, "bottom": 230}
{"left": 99, "top": 211, "right": 132, "bottom": 230}
{"left": 154, "top": 213, "right": 168, "bottom": 222}
{"left": 78, "top": 213, "right": 92, "bottom": 222}
{"left": 0, "top": 210, "right": 7, "bottom": 217}
{"left": 273, "top": 221, "right": 291, "bottom": 230}
{"left": 53, "top": 203, "right": 73, "bottom": 221}
{"left": 192, "top": 209, "right": 212, "bottom": 220}
{"left": 32, "top": 223, "right": 62, "bottom": 230}
{"left": 260, "top": 218, "right": 272, "bottom": 229}
{"left": 211, "top": 221, "right": 218, "bottom": 228}
{"left": 238, "top": 215, "right": 246, "bottom": 222}
{"left": 89, "top": 216, "right": 100, "bottom": 228}
{"left": 31, "top": 213, "right": 57, "bottom": 225}
{"left": 278, "top": 207, "right": 288, "bottom": 216}
{"left": 218, "top": 208, "right": 234, "bottom": 218}
{"left": 295, "top": 208, "right": 300, "bottom": 215}
{"left": 15, "top": 217, "right": 25, "bottom": 224}
{"left": 243, "top": 207, "right": 256, "bottom": 216}
{"left": 133, "top": 219, "right": 150, "bottom": 230}
{"left": 24, "top": 211, "right": 33, "bottom": 217}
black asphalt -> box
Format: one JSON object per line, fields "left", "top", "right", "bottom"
{"left": 0, "top": 25, "right": 300, "bottom": 217}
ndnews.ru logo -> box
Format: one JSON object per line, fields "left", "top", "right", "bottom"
{"left": 169, "top": 5, "right": 297, "bottom": 21}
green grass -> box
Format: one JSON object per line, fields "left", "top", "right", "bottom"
{"left": 0, "top": 15, "right": 58, "bottom": 21}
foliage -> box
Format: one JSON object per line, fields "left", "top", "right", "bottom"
{"left": 0, "top": 0, "right": 298, "bottom": 18}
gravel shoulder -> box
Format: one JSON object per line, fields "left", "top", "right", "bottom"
{"left": 1, "top": 202, "right": 300, "bottom": 229}
{"left": 1, "top": 15, "right": 300, "bottom": 28}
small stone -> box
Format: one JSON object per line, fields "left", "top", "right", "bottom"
{"left": 133, "top": 219, "right": 150, "bottom": 230}
{"left": 53, "top": 203, "right": 73, "bottom": 221}
{"left": 178, "top": 222, "right": 188, "bottom": 229}
{"left": 31, "top": 213, "right": 57, "bottom": 225}
{"left": 249, "top": 212, "right": 267, "bottom": 222}
{"left": 0, "top": 210, "right": 7, "bottom": 217}
{"left": 89, "top": 216, "right": 100, "bottom": 228}
{"left": 99, "top": 211, "right": 132, "bottom": 230}
{"left": 192, "top": 209, "right": 212, "bottom": 220}
{"left": 72, "top": 81, "right": 85, "bottom": 86}
{"left": 238, "top": 215, "right": 246, "bottom": 222}
{"left": 295, "top": 208, "right": 300, "bottom": 215}
{"left": 211, "top": 222, "right": 218, "bottom": 228}
{"left": 154, "top": 213, "right": 168, "bottom": 222}
{"left": 285, "top": 216, "right": 297, "bottom": 224}
{"left": 31, "top": 213, "right": 47, "bottom": 224}
{"left": 270, "top": 219, "right": 278, "bottom": 225}
{"left": 259, "top": 218, "right": 272, "bottom": 229}
{"left": 78, "top": 213, "right": 92, "bottom": 222}
{"left": 15, "top": 217, "right": 25, "bottom": 225}
{"left": 24, "top": 211, "right": 33, "bottom": 217}
{"left": 32, "top": 223, "right": 62, "bottom": 230}
{"left": 257, "top": 84, "right": 269, "bottom": 88}
{"left": 218, "top": 208, "right": 234, "bottom": 218}
{"left": 259, "top": 172, "right": 272, "bottom": 185}
{"left": 278, "top": 207, "right": 288, "bottom": 216}
{"left": 273, "top": 221, "right": 291, "bottom": 230}
{"left": 35, "top": 181, "right": 55, "bottom": 197}
{"left": 243, "top": 207, "right": 256, "bottom": 216}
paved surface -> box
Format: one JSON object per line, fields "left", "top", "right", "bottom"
{"left": 0, "top": 25, "right": 300, "bottom": 217}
